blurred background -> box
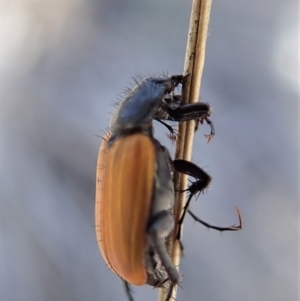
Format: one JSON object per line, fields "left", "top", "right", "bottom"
{"left": 0, "top": 0, "right": 298, "bottom": 301}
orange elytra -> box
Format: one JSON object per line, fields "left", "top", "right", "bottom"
{"left": 96, "top": 133, "right": 156, "bottom": 285}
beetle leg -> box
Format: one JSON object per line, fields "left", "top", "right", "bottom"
{"left": 166, "top": 102, "right": 212, "bottom": 122}
{"left": 155, "top": 119, "right": 178, "bottom": 141}
{"left": 188, "top": 207, "right": 242, "bottom": 232}
{"left": 122, "top": 280, "right": 134, "bottom": 301}
{"left": 173, "top": 160, "right": 212, "bottom": 190}
{"left": 158, "top": 101, "right": 215, "bottom": 142}
{"left": 174, "top": 159, "right": 242, "bottom": 233}
{"left": 173, "top": 160, "right": 212, "bottom": 240}
{"left": 148, "top": 210, "right": 182, "bottom": 285}
{"left": 176, "top": 193, "right": 194, "bottom": 241}
{"left": 165, "top": 284, "right": 174, "bottom": 301}
{"left": 200, "top": 117, "right": 215, "bottom": 143}
{"left": 152, "top": 279, "right": 175, "bottom": 301}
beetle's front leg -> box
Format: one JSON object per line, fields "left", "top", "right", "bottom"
{"left": 196, "top": 116, "right": 215, "bottom": 143}
{"left": 167, "top": 102, "right": 212, "bottom": 122}
{"left": 158, "top": 96, "right": 215, "bottom": 142}
{"left": 169, "top": 102, "right": 215, "bottom": 141}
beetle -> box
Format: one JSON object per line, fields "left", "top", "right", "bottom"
{"left": 95, "top": 74, "right": 240, "bottom": 301}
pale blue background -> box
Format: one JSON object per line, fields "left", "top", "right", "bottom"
{"left": 0, "top": 1, "right": 298, "bottom": 301}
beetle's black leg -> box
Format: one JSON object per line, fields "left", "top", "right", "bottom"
{"left": 173, "top": 160, "right": 212, "bottom": 240}
{"left": 188, "top": 207, "right": 242, "bottom": 232}
{"left": 203, "top": 117, "right": 215, "bottom": 143}
{"left": 176, "top": 193, "right": 193, "bottom": 241}
{"left": 173, "top": 160, "right": 212, "bottom": 185}
{"left": 166, "top": 102, "right": 212, "bottom": 123}
{"left": 123, "top": 280, "right": 134, "bottom": 301}
{"left": 155, "top": 119, "right": 178, "bottom": 141}
{"left": 165, "top": 284, "right": 174, "bottom": 301}
{"left": 152, "top": 279, "right": 176, "bottom": 301}
{"left": 160, "top": 101, "right": 215, "bottom": 142}
{"left": 173, "top": 160, "right": 242, "bottom": 234}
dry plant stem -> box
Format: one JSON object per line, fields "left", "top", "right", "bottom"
{"left": 157, "top": 0, "right": 212, "bottom": 300}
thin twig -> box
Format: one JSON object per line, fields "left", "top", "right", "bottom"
{"left": 157, "top": 0, "right": 212, "bottom": 300}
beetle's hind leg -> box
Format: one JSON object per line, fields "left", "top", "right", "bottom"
{"left": 147, "top": 210, "right": 182, "bottom": 285}
{"left": 122, "top": 280, "right": 134, "bottom": 301}
{"left": 165, "top": 283, "right": 176, "bottom": 301}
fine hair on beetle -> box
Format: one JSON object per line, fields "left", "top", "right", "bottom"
{"left": 95, "top": 74, "right": 241, "bottom": 301}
